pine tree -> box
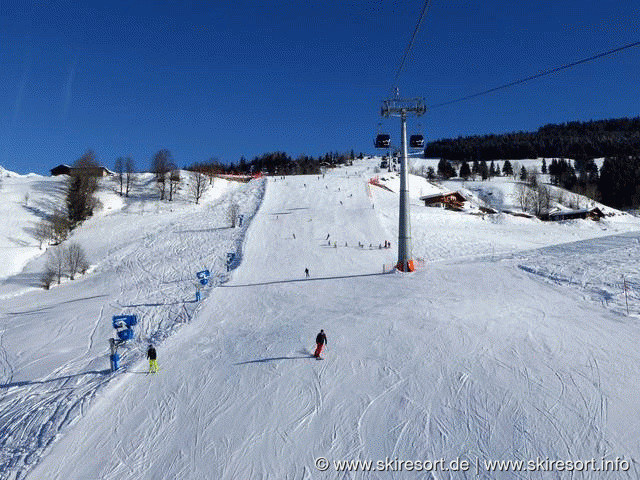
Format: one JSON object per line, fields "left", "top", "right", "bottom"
{"left": 548, "top": 159, "right": 559, "bottom": 184}
{"left": 472, "top": 160, "right": 480, "bottom": 177}
{"left": 598, "top": 156, "right": 640, "bottom": 208}
{"left": 66, "top": 151, "right": 99, "bottom": 229}
{"left": 459, "top": 161, "right": 471, "bottom": 179}
{"left": 437, "top": 158, "right": 456, "bottom": 179}
{"left": 520, "top": 166, "right": 528, "bottom": 182}
{"left": 502, "top": 160, "right": 513, "bottom": 176}
{"left": 480, "top": 161, "right": 489, "bottom": 180}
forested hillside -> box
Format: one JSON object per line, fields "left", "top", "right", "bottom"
{"left": 425, "top": 117, "right": 640, "bottom": 160}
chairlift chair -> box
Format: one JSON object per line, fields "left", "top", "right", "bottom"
{"left": 409, "top": 134, "right": 424, "bottom": 149}
{"left": 375, "top": 134, "right": 391, "bottom": 149}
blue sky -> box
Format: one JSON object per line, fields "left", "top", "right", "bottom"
{"left": 1, "top": 0, "right": 638, "bottom": 175}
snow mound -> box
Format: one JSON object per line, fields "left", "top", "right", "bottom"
{"left": 0, "top": 165, "right": 18, "bottom": 177}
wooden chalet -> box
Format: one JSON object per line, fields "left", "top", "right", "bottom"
{"left": 50, "top": 165, "right": 110, "bottom": 177}
{"left": 540, "top": 207, "right": 605, "bottom": 222}
{"left": 419, "top": 191, "right": 466, "bottom": 210}
{"left": 50, "top": 164, "right": 72, "bottom": 176}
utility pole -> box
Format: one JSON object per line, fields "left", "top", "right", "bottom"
{"left": 381, "top": 93, "right": 426, "bottom": 272}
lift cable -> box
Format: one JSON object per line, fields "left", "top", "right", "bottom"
{"left": 393, "top": 0, "right": 433, "bottom": 90}
{"left": 429, "top": 40, "right": 640, "bottom": 109}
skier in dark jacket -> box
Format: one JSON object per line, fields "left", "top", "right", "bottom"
{"left": 147, "top": 344, "right": 158, "bottom": 373}
{"left": 314, "top": 330, "right": 327, "bottom": 358}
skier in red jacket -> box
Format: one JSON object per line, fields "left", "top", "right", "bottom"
{"left": 314, "top": 330, "right": 327, "bottom": 358}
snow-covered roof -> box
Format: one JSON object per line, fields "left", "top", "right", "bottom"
{"left": 419, "top": 191, "right": 466, "bottom": 201}
{"left": 548, "top": 207, "right": 603, "bottom": 216}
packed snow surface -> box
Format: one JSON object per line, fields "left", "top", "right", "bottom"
{"left": 0, "top": 159, "right": 639, "bottom": 479}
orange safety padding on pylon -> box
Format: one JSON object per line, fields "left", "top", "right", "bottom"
{"left": 396, "top": 260, "right": 415, "bottom": 272}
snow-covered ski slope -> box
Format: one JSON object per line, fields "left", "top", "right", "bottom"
{"left": 0, "top": 173, "right": 264, "bottom": 479}
{"left": 2, "top": 159, "right": 640, "bottom": 479}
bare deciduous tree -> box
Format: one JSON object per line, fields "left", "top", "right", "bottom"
{"left": 205, "top": 158, "right": 220, "bottom": 185}
{"left": 51, "top": 210, "right": 70, "bottom": 244}
{"left": 534, "top": 183, "right": 551, "bottom": 215}
{"left": 190, "top": 171, "right": 208, "bottom": 204}
{"left": 125, "top": 157, "right": 135, "bottom": 197}
{"left": 169, "top": 169, "right": 180, "bottom": 201}
{"left": 47, "top": 247, "right": 66, "bottom": 284}
{"left": 34, "top": 219, "right": 53, "bottom": 249}
{"left": 511, "top": 162, "right": 521, "bottom": 180}
{"left": 228, "top": 202, "right": 240, "bottom": 227}
{"left": 41, "top": 266, "right": 55, "bottom": 289}
{"left": 557, "top": 191, "right": 566, "bottom": 207}
{"left": 114, "top": 157, "right": 124, "bottom": 196}
{"left": 42, "top": 243, "right": 89, "bottom": 287}
{"left": 65, "top": 242, "right": 88, "bottom": 280}
{"left": 516, "top": 181, "right": 551, "bottom": 215}
{"left": 157, "top": 174, "right": 167, "bottom": 200}
{"left": 570, "top": 193, "right": 582, "bottom": 210}
{"left": 152, "top": 150, "right": 172, "bottom": 200}
{"left": 515, "top": 182, "right": 530, "bottom": 212}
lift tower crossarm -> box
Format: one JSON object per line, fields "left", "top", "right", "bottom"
{"left": 381, "top": 97, "right": 427, "bottom": 118}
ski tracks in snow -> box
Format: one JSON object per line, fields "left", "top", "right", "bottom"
{"left": 0, "top": 313, "right": 13, "bottom": 389}
{"left": 16, "top": 170, "right": 640, "bottom": 479}
{"left": 0, "top": 179, "right": 265, "bottom": 480}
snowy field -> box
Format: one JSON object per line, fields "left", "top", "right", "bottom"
{"left": 1, "top": 158, "right": 640, "bottom": 479}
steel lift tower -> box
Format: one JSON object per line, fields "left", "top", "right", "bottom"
{"left": 381, "top": 94, "right": 426, "bottom": 272}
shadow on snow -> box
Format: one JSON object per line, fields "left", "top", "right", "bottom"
{"left": 0, "top": 369, "right": 111, "bottom": 389}
{"left": 222, "top": 271, "right": 391, "bottom": 289}
{"left": 234, "top": 355, "right": 313, "bottom": 365}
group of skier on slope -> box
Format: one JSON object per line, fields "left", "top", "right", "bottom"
{"left": 142, "top": 175, "right": 341, "bottom": 373}
{"left": 145, "top": 329, "right": 327, "bottom": 373}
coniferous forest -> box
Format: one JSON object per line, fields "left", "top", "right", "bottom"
{"left": 424, "top": 117, "right": 640, "bottom": 161}
{"left": 424, "top": 117, "right": 640, "bottom": 209}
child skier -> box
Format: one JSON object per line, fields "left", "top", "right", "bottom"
{"left": 147, "top": 344, "right": 158, "bottom": 373}
{"left": 314, "top": 330, "right": 327, "bottom": 358}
